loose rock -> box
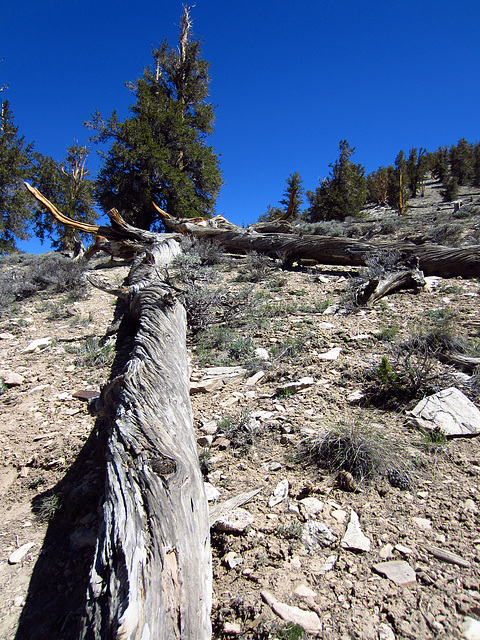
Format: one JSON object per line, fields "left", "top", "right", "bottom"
{"left": 318, "top": 347, "right": 342, "bottom": 360}
{"left": 302, "top": 520, "right": 336, "bottom": 552}
{"left": 261, "top": 590, "right": 322, "bottom": 634}
{"left": 0, "top": 370, "right": 24, "bottom": 386}
{"left": 23, "top": 337, "right": 52, "bottom": 352}
{"left": 373, "top": 560, "right": 416, "bottom": 586}
{"left": 8, "top": 542, "right": 35, "bottom": 564}
{"left": 276, "top": 377, "right": 315, "bottom": 394}
{"left": 216, "top": 508, "right": 253, "bottom": 534}
{"left": 299, "top": 497, "right": 324, "bottom": 517}
{"left": 341, "top": 509, "right": 371, "bottom": 552}
{"left": 409, "top": 387, "right": 480, "bottom": 436}
{"left": 204, "top": 482, "right": 221, "bottom": 502}
{"left": 268, "top": 479, "right": 289, "bottom": 507}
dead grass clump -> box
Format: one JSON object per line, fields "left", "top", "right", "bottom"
{"left": 407, "top": 309, "right": 468, "bottom": 356}
{"left": 236, "top": 252, "right": 272, "bottom": 283}
{"left": 304, "top": 416, "right": 414, "bottom": 488}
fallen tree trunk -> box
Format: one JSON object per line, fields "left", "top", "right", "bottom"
{"left": 79, "top": 240, "right": 212, "bottom": 640}
{"left": 26, "top": 181, "right": 480, "bottom": 279}
{"left": 171, "top": 226, "right": 480, "bottom": 279}
{"left": 437, "top": 352, "right": 480, "bottom": 372}
{"left": 25, "top": 184, "right": 212, "bottom": 639}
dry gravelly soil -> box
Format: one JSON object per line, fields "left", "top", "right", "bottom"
{"left": 1, "top": 180, "right": 480, "bottom": 640}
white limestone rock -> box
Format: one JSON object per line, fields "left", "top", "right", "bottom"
{"left": 409, "top": 387, "right": 480, "bottom": 436}
{"left": 261, "top": 590, "right": 322, "bottom": 634}
{"left": 268, "top": 479, "right": 289, "bottom": 507}
{"left": 341, "top": 509, "right": 371, "bottom": 552}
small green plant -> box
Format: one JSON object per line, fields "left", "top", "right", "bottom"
{"left": 276, "top": 520, "right": 303, "bottom": 540}
{"left": 198, "top": 448, "right": 213, "bottom": 478}
{"left": 377, "top": 356, "right": 396, "bottom": 384}
{"left": 228, "top": 336, "right": 255, "bottom": 362}
{"left": 0, "top": 377, "right": 7, "bottom": 396}
{"left": 36, "top": 300, "right": 70, "bottom": 321}
{"left": 271, "top": 622, "right": 305, "bottom": 639}
{"left": 236, "top": 252, "right": 271, "bottom": 282}
{"left": 34, "top": 493, "right": 61, "bottom": 521}
{"left": 259, "top": 300, "right": 298, "bottom": 317}
{"left": 275, "top": 387, "right": 295, "bottom": 399}
{"left": 267, "top": 275, "right": 288, "bottom": 291}
{"left": 69, "top": 336, "right": 114, "bottom": 368}
{"left": 313, "top": 299, "right": 330, "bottom": 313}
{"left": 365, "top": 352, "right": 439, "bottom": 409}
{"left": 377, "top": 326, "right": 399, "bottom": 342}
{"left": 421, "top": 427, "right": 447, "bottom": 453}
{"left": 217, "top": 410, "right": 263, "bottom": 454}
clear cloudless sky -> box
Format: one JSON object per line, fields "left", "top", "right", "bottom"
{"left": 2, "top": 0, "right": 480, "bottom": 252}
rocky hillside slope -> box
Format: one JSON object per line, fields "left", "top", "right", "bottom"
{"left": 1, "top": 179, "right": 480, "bottom": 640}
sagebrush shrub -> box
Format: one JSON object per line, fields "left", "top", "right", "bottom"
{"left": 0, "top": 253, "right": 87, "bottom": 314}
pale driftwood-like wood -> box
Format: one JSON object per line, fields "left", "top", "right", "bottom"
{"left": 24, "top": 185, "right": 212, "bottom": 639}
{"left": 437, "top": 352, "right": 480, "bottom": 372}
{"left": 25, "top": 181, "right": 480, "bottom": 278}
{"left": 209, "top": 487, "right": 262, "bottom": 527}
{"left": 152, "top": 206, "right": 480, "bottom": 278}
{"left": 175, "top": 228, "right": 480, "bottom": 279}
{"left": 424, "top": 545, "right": 471, "bottom": 568}
{"left": 78, "top": 242, "right": 212, "bottom": 640}
{"left": 355, "top": 269, "right": 426, "bottom": 306}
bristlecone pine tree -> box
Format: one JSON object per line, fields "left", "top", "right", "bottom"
{"left": 89, "top": 6, "right": 222, "bottom": 231}
{"left": 31, "top": 145, "right": 97, "bottom": 251}
{"left": 387, "top": 150, "right": 408, "bottom": 215}
{"left": 258, "top": 171, "right": 305, "bottom": 222}
{"left": 0, "top": 100, "right": 34, "bottom": 253}
{"left": 306, "top": 140, "right": 366, "bottom": 222}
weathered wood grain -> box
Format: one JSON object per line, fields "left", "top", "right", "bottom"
{"left": 78, "top": 241, "right": 212, "bottom": 640}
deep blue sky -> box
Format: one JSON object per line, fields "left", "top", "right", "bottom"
{"left": 3, "top": 0, "right": 480, "bottom": 252}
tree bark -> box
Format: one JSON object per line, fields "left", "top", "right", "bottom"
{"left": 77, "top": 238, "right": 212, "bottom": 639}
{"left": 24, "top": 183, "right": 212, "bottom": 638}
{"left": 166, "top": 224, "right": 480, "bottom": 278}
{"left": 354, "top": 268, "right": 426, "bottom": 306}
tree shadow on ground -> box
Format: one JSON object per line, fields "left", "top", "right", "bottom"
{"left": 15, "top": 299, "right": 136, "bottom": 640}
{"left": 14, "top": 419, "right": 107, "bottom": 640}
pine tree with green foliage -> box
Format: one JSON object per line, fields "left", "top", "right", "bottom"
{"left": 441, "top": 174, "right": 459, "bottom": 202}
{"left": 258, "top": 171, "right": 304, "bottom": 222}
{"left": 0, "top": 100, "right": 34, "bottom": 253}
{"left": 366, "top": 166, "right": 389, "bottom": 205}
{"left": 279, "top": 172, "right": 304, "bottom": 219}
{"left": 406, "top": 148, "right": 428, "bottom": 198}
{"left": 89, "top": 6, "right": 222, "bottom": 230}
{"left": 31, "top": 145, "right": 97, "bottom": 251}
{"left": 387, "top": 151, "right": 408, "bottom": 215}
{"left": 473, "top": 143, "right": 480, "bottom": 188}
{"left": 306, "top": 140, "right": 366, "bottom": 222}
{"left": 431, "top": 147, "right": 449, "bottom": 183}
{"left": 449, "top": 138, "right": 474, "bottom": 186}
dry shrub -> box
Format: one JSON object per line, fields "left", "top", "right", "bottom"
{"left": 304, "top": 414, "right": 414, "bottom": 488}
